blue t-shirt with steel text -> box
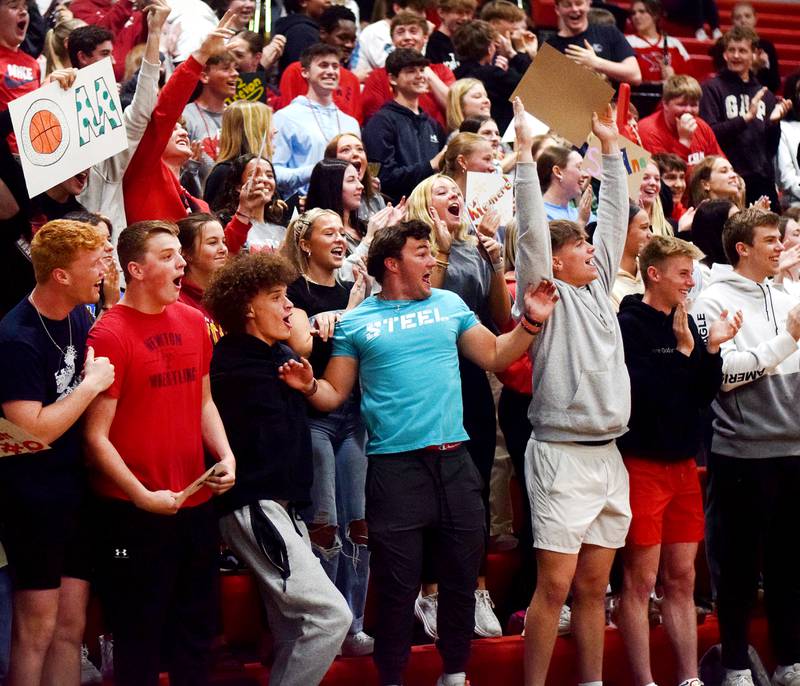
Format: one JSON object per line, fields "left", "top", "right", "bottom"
{"left": 332, "top": 288, "right": 479, "bottom": 455}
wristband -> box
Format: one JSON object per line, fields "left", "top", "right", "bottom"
{"left": 519, "top": 318, "right": 539, "bottom": 336}
{"left": 492, "top": 260, "right": 504, "bottom": 274}
{"left": 524, "top": 313, "right": 544, "bottom": 329}
{"left": 303, "top": 378, "right": 319, "bottom": 397}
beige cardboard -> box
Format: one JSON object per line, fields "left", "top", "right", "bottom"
{"left": 0, "top": 418, "right": 50, "bottom": 458}
{"left": 509, "top": 43, "right": 614, "bottom": 147}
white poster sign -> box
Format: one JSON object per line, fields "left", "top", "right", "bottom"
{"left": 465, "top": 172, "right": 514, "bottom": 226}
{"left": 9, "top": 58, "right": 127, "bottom": 198}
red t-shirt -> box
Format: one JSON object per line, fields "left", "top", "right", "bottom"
{"left": 277, "top": 61, "right": 362, "bottom": 122}
{"left": 361, "top": 63, "right": 455, "bottom": 129}
{"left": 625, "top": 34, "right": 689, "bottom": 83}
{"left": 638, "top": 109, "right": 723, "bottom": 169}
{"left": 87, "top": 301, "right": 213, "bottom": 507}
{"left": 0, "top": 45, "right": 40, "bottom": 153}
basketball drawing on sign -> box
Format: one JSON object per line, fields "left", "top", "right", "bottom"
{"left": 19, "top": 99, "right": 70, "bottom": 167}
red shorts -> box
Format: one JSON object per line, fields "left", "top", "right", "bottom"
{"left": 623, "top": 456, "right": 704, "bottom": 546}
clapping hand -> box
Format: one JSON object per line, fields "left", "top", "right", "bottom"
{"left": 521, "top": 279, "right": 559, "bottom": 326}
{"left": 707, "top": 309, "right": 743, "bottom": 354}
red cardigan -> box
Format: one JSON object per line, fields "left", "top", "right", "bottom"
{"left": 123, "top": 56, "right": 210, "bottom": 224}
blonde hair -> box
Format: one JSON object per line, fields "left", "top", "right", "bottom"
{"left": 217, "top": 101, "right": 273, "bottom": 163}
{"left": 280, "top": 209, "right": 340, "bottom": 274}
{"left": 43, "top": 18, "right": 86, "bottom": 76}
{"left": 503, "top": 218, "right": 518, "bottom": 273}
{"left": 123, "top": 43, "right": 147, "bottom": 82}
{"left": 662, "top": 74, "right": 702, "bottom": 103}
{"left": 639, "top": 234, "right": 702, "bottom": 286}
{"left": 442, "top": 132, "right": 491, "bottom": 176}
{"left": 406, "top": 175, "right": 474, "bottom": 255}
{"left": 31, "top": 220, "right": 104, "bottom": 283}
{"left": 446, "top": 78, "right": 483, "bottom": 132}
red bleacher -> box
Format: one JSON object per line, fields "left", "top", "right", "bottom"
{"left": 533, "top": 0, "right": 800, "bottom": 87}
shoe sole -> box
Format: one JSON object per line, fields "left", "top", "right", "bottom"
{"left": 414, "top": 603, "right": 439, "bottom": 640}
{"left": 474, "top": 626, "right": 503, "bottom": 638}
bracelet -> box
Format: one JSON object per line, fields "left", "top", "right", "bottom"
{"left": 303, "top": 378, "right": 319, "bottom": 397}
{"left": 524, "top": 313, "right": 544, "bottom": 329}
{"left": 519, "top": 318, "right": 540, "bottom": 336}
{"left": 435, "top": 259, "right": 449, "bottom": 269}
{"left": 492, "top": 260, "right": 504, "bottom": 274}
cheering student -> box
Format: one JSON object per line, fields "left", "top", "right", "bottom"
{"left": 84, "top": 220, "right": 236, "bottom": 685}
{"left": 0, "top": 220, "right": 114, "bottom": 686}
{"left": 272, "top": 43, "right": 360, "bottom": 201}
{"left": 617, "top": 235, "right": 739, "bottom": 686}
{"left": 279, "top": 219, "right": 559, "bottom": 686}
{"left": 513, "top": 97, "right": 632, "bottom": 686}
{"left": 691, "top": 208, "right": 800, "bottom": 686}
{"left": 204, "top": 251, "right": 353, "bottom": 685}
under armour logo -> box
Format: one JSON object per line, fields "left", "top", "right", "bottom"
{"left": 114, "top": 548, "right": 129, "bottom": 559}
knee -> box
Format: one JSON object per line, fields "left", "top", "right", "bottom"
{"left": 572, "top": 570, "right": 610, "bottom": 603}
{"left": 533, "top": 575, "right": 572, "bottom": 610}
{"left": 662, "top": 563, "right": 695, "bottom": 598}
{"left": 347, "top": 519, "right": 368, "bottom": 547}
{"left": 53, "top": 611, "right": 86, "bottom": 647}
{"left": 13, "top": 614, "right": 57, "bottom": 653}
{"left": 623, "top": 567, "right": 658, "bottom": 601}
{"left": 309, "top": 523, "right": 341, "bottom": 559}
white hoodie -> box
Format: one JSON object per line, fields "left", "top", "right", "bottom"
{"left": 691, "top": 267, "right": 800, "bottom": 458}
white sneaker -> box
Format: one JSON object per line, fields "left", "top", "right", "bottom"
{"left": 695, "top": 28, "right": 709, "bottom": 40}
{"left": 415, "top": 591, "right": 439, "bottom": 639}
{"left": 557, "top": 604, "right": 571, "bottom": 636}
{"left": 80, "top": 644, "right": 102, "bottom": 685}
{"left": 340, "top": 631, "right": 374, "bottom": 657}
{"left": 722, "top": 669, "right": 755, "bottom": 686}
{"left": 473, "top": 589, "right": 502, "bottom": 638}
{"left": 435, "top": 673, "right": 468, "bottom": 686}
{"left": 712, "top": 27, "right": 723, "bottom": 39}
{"left": 774, "top": 664, "right": 800, "bottom": 685}
{"left": 678, "top": 679, "right": 704, "bottom": 686}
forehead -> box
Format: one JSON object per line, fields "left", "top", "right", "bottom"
{"left": 313, "top": 214, "right": 343, "bottom": 231}
{"left": 308, "top": 54, "right": 339, "bottom": 67}
{"left": 331, "top": 20, "right": 356, "bottom": 34}
{"left": 246, "top": 158, "right": 271, "bottom": 172}
{"left": 337, "top": 134, "right": 362, "bottom": 148}
{"left": 465, "top": 84, "right": 487, "bottom": 97}
{"left": 753, "top": 223, "right": 780, "bottom": 239}
{"left": 712, "top": 158, "right": 732, "bottom": 172}
{"left": 660, "top": 254, "right": 694, "bottom": 271}
{"left": 432, "top": 177, "right": 459, "bottom": 193}
{"left": 725, "top": 39, "right": 754, "bottom": 50}
{"left": 393, "top": 22, "right": 423, "bottom": 34}
{"left": 144, "top": 232, "right": 181, "bottom": 254}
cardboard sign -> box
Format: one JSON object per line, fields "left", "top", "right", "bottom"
{"left": 583, "top": 133, "right": 652, "bottom": 200}
{"left": 225, "top": 72, "right": 268, "bottom": 105}
{"left": 465, "top": 171, "right": 514, "bottom": 225}
{"left": 509, "top": 43, "right": 614, "bottom": 147}
{"left": 175, "top": 463, "right": 224, "bottom": 507}
{"left": 9, "top": 58, "right": 127, "bottom": 198}
{"left": 501, "top": 110, "right": 549, "bottom": 144}
{"left": 0, "top": 418, "right": 50, "bottom": 458}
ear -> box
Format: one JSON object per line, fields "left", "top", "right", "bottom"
{"left": 551, "top": 255, "right": 562, "bottom": 273}
{"left": 553, "top": 164, "right": 564, "bottom": 182}
{"left": 736, "top": 240, "right": 749, "bottom": 258}
{"left": 456, "top": 153, "right": 467, "bottom": 172}
{"left": 646, "top": 264, "right": 659, "bottom": 283}
{"left": 127, "top": 260, "right": 145, "bottom": 281}
{"left": 245, "top": 303, "right": 255, "bottom": 319}
{"left": 52, "top": 267, "right": 70, "bottom": 286}
{"left": 384, "top": 256, "right": 401, "bottom": 275}
{"left": 200, "top": 70, "right": 210, "bottom": 85}
{"left": 300, "top": 66, "right": 310, "bottom": 82}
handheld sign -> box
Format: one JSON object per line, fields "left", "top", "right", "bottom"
{"left": 175, "top": 463, "right": 224, "bottom": 508}
{"left": 583, "top": 132, "right": 651, "bottom": 200}
{"left": 465, "top": 171, "right": 514, "bottom": 226}
{"left": 225, "top": 72, "right": 269, "bottom": 105}
{"left": 9, "top": 58, "right": 127, "bottom": 198}
{"left": 0, "top": 418, "right": 50, "bottom": 458}
{"left": 509, "top": 43, "right": 614, "bottom": 147}
{"left": 501, "top": 110, "right": 549, "bottom": 144}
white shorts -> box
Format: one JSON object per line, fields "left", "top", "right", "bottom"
{"left": 525, "top": 438, "right": 631, "bottom": 554}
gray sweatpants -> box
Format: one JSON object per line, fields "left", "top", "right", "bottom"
{"left": 219, "top": 500, "right": 352, "bottom": 685}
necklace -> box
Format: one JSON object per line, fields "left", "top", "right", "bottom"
{"left": 29, "top": 294, "right": 76, "bottom": 367}
{"left": 194, "top": 103, "right": 220, "bottom": 160}
{"left": 307, "top": 100, "right": 342, "bottom": 142}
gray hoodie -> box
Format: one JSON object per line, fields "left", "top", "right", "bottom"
{"left": 691, "top": 267, "right": 800, "bottom": 458}
{"left": 514, "top": 154, "right": 631, "bottom": 442}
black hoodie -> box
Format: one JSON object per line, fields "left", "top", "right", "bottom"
{"left": 363, "top": 100, "right": 444, "bottom": 202}
{"left": 210, "top": 332, "right": 313, "bottom": 514}
{"left": 274, "top": 14, "right": 320, "bottom": 75}
{"left": 700, "top": 68, "right": 781, "bottom": 182}
{"left": 617, "top": 294, "right": 722, "bottom": 461}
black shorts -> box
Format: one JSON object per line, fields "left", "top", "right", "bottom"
{"left": 1, "top": 489, "right": 93, "bottom": 590}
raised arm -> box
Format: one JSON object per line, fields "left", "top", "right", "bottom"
{"left": 459, "top": 279, "right": 559, "bottom": 371}
{"left": 278, "top": 354, "right": 359, "bottom": 413}
{"left": 513, "top": 97, "right": 554, "bottom": 310}
{"left": 587, "top": 108, "right": 627, "bottom": 294}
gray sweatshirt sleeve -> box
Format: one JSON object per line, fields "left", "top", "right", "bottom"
{"left": 514, "top": 161, "right": 553, "bottom": 312}
{"left": 591, "top": 152, "right": 628, "bottom": 294}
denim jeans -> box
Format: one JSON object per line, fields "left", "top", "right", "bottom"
{"left": 0, "top": 563, "right": 11, "bottom": 683}
{"left": 304, "top": 396, "right": 369, "bottom": 634}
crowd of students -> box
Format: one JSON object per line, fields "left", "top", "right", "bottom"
{"left": 1, "top": 0, "right": 800, "bottom": 684}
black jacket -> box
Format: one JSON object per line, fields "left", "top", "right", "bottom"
{"left": 700, "top": 69, "right": 781, "bottom": 181}
{"left": 363, "top": 100, "right": 444, "bottom": 202}
{"left": 454, "top": 55, "right": 530, "bottom": 132}
{"left": 210, "top": 333, "right": 313, "bottom": 514}
{"left": 617, "top": 294, "right": 722, "bottom": 461}
{"left": 274, "top": 14, "right": 320, "bottom": 76}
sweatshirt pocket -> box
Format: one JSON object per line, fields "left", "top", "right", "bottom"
{"left": 566, "top": 366, "right": 631, "bottom": 433}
